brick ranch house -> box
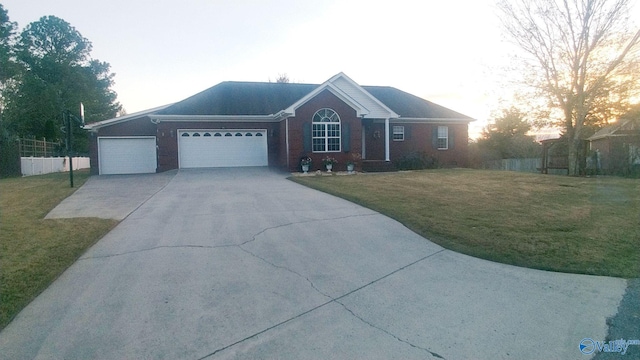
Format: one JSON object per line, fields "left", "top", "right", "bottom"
{"left": 85, "top": 73, "right": 474, "bottom": 175}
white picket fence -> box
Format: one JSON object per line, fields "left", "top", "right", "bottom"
{"left": 21, "top": 157, "right": 90, "bottom": 176}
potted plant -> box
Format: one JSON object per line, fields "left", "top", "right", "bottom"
{"left": 322, "top": 156, "right": 337, "bottom": 172}
{"left": 346, "top": 152, "right": 361, "bottom": 173}
{"left": 346, "top": 161, "right": 355, "bottom": 173}
{"left": 300, "top": 156, "right": 312, "bottom": 174}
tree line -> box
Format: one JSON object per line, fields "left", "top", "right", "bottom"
{"left": 0, "top": 4, "right": 121, "bottom": 154}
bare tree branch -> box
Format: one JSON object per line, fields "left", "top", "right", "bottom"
{"left": 497, "top": 0, "right": 640, "bottom": 175}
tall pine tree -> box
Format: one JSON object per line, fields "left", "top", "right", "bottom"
{"left": 2, "top": 14, "right": 121, "bottom": 153}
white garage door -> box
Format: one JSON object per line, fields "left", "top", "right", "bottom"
{"left": 98, "top": 137, "right": 157, "bottom": 175}
{"left": 178, "top": 130, "right": 268, "bottom": 168}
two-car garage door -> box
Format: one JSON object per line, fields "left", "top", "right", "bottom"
{"left": 178, "top": 130, "right": 268, "bottom": 168}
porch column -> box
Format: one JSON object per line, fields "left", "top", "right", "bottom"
{"left": 384, "top": 118, "right": 390, "bottom": 162}
{"left": 285, "top": 118, "right": 290, "bottom": 169}
{"left": 361, "top": 120, "right": 366, "bottom": 159}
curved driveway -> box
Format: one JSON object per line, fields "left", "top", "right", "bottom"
{"left": 0, "top": 168, "right": 626, "bottom": 359}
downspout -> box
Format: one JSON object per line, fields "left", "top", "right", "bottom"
{"left": 384, "top": 118, "right": 390, "bottom": 162}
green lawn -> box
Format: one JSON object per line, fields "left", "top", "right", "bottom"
{"left": 0, "top": 171, "right": 117, "bottom": 330}
{"left": 291, "top": 169, "right": 640, "bottom": 278}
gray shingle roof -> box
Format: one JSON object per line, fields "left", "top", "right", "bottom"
{"left": 157, "top": 81, "right": 473, "bottom": 120}
{"left": 362, "top": 86, "right": 472, "bottom": 119}
{"left": 158, "top": 82, "right": 318, "bottom": 116}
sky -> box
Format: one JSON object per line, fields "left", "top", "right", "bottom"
{"left": 4, "top": 0, "right": 635, "bottom": 139}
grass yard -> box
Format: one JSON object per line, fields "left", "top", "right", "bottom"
{"left": 0, "top": 171, "right": 117, "bottom": 330}
{"left": 291, "top": 169, "right": 640, "bottom": 278}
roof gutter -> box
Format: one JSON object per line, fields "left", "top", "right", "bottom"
{"left": 149, "top": 114, "right": 281, "bottom": 123}
{"left": 83, "top": 104, "right": 174, "bottom": 132}
{"left": 388, "top": 117, "right": 476, "bottom": 123}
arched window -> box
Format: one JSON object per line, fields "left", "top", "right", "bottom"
{"left": 235, "top": 132, "right": 242, "bottom": 136}
{"left": 312, "top": 108, "right": 340, "bottom": 152}
{"left": 245, "top": 133, "right": 253, "bottom": 136}
{"left": 214, "top": 133, "right": 222, "bottom": 137}
{"left": 193, "top": 132, "right": 201, "bottom": 137}
{"left": 225, "top": 133, "right": 232, "bottom": 137}
{"left": 203, "top": 132, "right": 211, "bottom": 137}
{"left": 181, "top": 132, "right": 190, "bottom": 137}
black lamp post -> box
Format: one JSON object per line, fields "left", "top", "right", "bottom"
{"left": 63, "top": 107, "right": 83, "bottom": 188}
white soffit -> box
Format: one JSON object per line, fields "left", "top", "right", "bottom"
{"left": 331, "top": 73, "right": 399, "bottom": 119}
{"left": 285, "top": 72, "right": 399, "bottom": 119}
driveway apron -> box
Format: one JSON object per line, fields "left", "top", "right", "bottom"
{"left": 0, "top": 168, "right": 626, "bottom": 359}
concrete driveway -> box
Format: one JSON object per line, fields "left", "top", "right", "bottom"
{"left": 0, "top": 168, "right": 627, "bottom": 359}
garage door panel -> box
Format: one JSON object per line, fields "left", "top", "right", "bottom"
{"left": 179, "top": 130, "right": 268, "bottom": 168}
{"left": 99, "top": 137, "right": 156, "bottom": 175}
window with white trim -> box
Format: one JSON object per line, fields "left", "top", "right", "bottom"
{"left": 393, "top": 126, "right": 404, "bottom": 141}
{"left": 312, "top": 108, "right": 341, "bottom": 152}
{"left": 437, "top": 126, "right": 448, "bottom": 150}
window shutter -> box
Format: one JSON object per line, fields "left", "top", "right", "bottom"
{"left": 449, "top": 127, "right": 455, "bottom": 150}
{"left": 431, "top": 126, "right": 439, "bottom": 149}
{"left": 303, "top": 122, "right": 311, "bottom": 152}
{"left": 405, "top": 125, "right": 411, "bottom": 140}
{"left": 342, "top": 122, "right": 350, "bottom": 152}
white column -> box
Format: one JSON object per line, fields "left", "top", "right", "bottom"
{"left": 361, "top": 121, "right": 366, "bottom": 159}
{"left": 384, "top": 118, "right": 390, "bottom": 162}
{"left": 285, "top": 118, "right": 290, "bottom": 169}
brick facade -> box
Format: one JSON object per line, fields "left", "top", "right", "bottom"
{"left": 286, "top": 90, "right": 362, "bottom": 172}
{"left": 362, "top": 122, "right": 468, "bottom": 167}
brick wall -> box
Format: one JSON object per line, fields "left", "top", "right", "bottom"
{"left": 364, "top": 122, "right": 469, "bottom": 167}
{"left": 287, "top": 90, "right": 363, "bottom": 172}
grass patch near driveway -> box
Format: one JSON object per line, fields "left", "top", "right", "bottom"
{"left": 0, "top": 171, "right": 117, "bottom": 330}
{"left": 291, "top": 169, "right": 639, "bottom": 278}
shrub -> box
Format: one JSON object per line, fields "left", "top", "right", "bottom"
{"left": 394, "top": 152, "right": 438, "bottom": 170}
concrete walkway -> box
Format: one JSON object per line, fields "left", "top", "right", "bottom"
{"left": 0, "top": 168, "right": 627, "bottom": 359}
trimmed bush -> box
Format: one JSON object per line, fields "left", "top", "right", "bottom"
{"left": 394, "top": 152, "right": 438, "bottom": 170}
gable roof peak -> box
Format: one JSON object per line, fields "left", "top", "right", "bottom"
{"left": 283, "top": 72, "right": 400, "bottom": 119}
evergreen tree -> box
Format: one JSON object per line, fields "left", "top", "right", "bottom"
{"left": 477, "top": 107, "right": 541, "bottom": 159}
{"left": 2, "top": 14, "right": 121, "bottom": 153}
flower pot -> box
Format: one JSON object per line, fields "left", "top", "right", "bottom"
{"left": 347, "top": 164, "right": 355, "bottom": 173}
{"left": 325, "top": 163, "right": 333, "bottom": 172}
{"left": 302, "top": 164, "right": 310, "bottom": 174}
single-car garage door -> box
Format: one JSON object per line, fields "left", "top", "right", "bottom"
{"left": 98, "top": 137, "right": 157, "bottom": 175}
{"left": 178, "top": 130, "right": 268, "bottom": 168}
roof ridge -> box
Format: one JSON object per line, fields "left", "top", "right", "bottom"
{"left": 220, "top": 80, "right": 320, "bottom": 86}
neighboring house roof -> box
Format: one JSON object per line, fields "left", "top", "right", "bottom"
{"left": 93, "top": 73, "right": 474, "bottom": 127}
{"left": 588, "top": 119, "right": 640, "bottom": 141}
